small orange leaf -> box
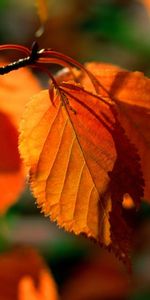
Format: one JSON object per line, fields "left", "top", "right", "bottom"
{"left": 0, "top": 63, "right": 41, "bottom": 213}
{"left": 0, "top": 111, "right": 24, "bottom": 213}
{"left": 0, "top": 247, "right": 58, "bottom": 300}
{"left": 19, "top": 271, "right": 59, "bottom": 300}
{"left": 0, "top": 65, "right": 41, "bottom": 127}
{"left": 19, "top": 82, "right": 144, "bottom": 265}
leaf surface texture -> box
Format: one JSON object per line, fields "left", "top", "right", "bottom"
{"left": 19, "top": 83, "right": 144, "bottom": 265}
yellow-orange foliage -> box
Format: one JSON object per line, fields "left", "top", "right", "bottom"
{"left": 0, "top": 64, "right": 41, "bottom": 213}
{"left": 80, "top": 62, "right": 150, "bottom": 201}
{"left": 0, "top": 247, "right": 58, "bottom": 300}
{"left": 19, "top": 89, "right": 115, "bottom": 245}
{"left": 19, "top": 271, "right": 59, "bottom": 300}
{"left": 0, "top": 65, "right": 41, "bottom": 127}
{"left": 19, "top": 61, "right": 148, "bottom": 265}
{"left": 57, "top": 62, "right": 150, "bottom": 201}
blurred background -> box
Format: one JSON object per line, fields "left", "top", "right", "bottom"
{"left": 0, "top": 1, "right": 150, "bottom": 299}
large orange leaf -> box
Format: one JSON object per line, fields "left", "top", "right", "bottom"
{"left": 0, "top": 247, "right": 58, "bottom": 300}
{"left": 0, "top": 63, "right": 41, "bottom": 213}
{"left": 75, "top": 62, "right": 150, "bottom": 201}
{"left": 19, "top": 83, "right": 144, "bottom": 265}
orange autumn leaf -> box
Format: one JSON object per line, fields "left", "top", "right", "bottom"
{"left": 19, "top": 81, "right": 144, "bottom": 265}
{"left": 19, "top": 271, "right": 59, "bottom": 300}
{"left": 0, "top": 65, "right": 41, "bottom": 127}
{"left": 0, "top": 63, "right": 41, "bottom": 213}
{"left": 0, "top": 247, "right": 58, "bottom": 300}
{"left": 0, "top": 111, "right": 24, "bottom": 213}
{"left": 76, "top": 62, "right": 150, "bottom": 202}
